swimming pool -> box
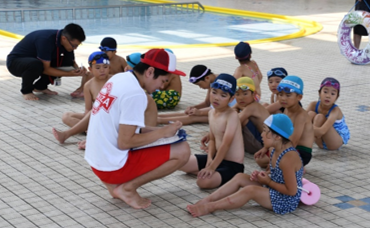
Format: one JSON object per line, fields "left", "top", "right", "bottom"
{"left": 0, "top": 0, "right": 306, "bottom": 47}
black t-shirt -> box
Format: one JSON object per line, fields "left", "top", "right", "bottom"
{"left": 7, "top": 29, "right": 74, "bottom": 68}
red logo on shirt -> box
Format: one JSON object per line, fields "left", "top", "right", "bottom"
{"left": 92, "top": 82, "right": 117, "bottom": 115}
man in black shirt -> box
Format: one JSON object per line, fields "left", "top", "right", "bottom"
{"left": 7, "top": 23, "right": 87, "bottom": 100}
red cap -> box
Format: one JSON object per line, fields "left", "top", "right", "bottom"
{"left": 140, "top": 49, "right": 186, "bottom": 76}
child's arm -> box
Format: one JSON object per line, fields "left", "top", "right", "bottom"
{"left": 289, "top": 113, "right": 306, "bottom": 147}
{"left": 238, "top": 104, "right": 254, "bottom": 125}
{"left": 266, "top": 101, "right": 282, "bottom": 114}
{"left": 252, "top": 60, "right": 263, "bottom": 83}
{"left": 270, "top": 93, "right": 275, "bottom": 104}
{"left": 83, "top": 81, "right": 93, "bottom": 114}
{"left": 185, "top": 89, "right": 211, "bottom": 113}
{"left": 258, "top": 152, "right": 299, "bottom": 196}
{"left": 188, "top": 107, "right": 211, "bottom": 116}
{"left": 198, "top": 112, "right": 239, "bottom": 178}
{"left": 233, "top": 67, "right": 243, "bottom": 79}
{"left": 314, "top": 107, "right": 340, "bottom": 138}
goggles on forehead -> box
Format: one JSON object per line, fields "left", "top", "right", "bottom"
{"left": 99, "top": 46, "right": 116, "bottom": 51}
{"left": 277, "top": 86, "right": 295, "bottom": 93}
{"left": 211, "top": 81, "right": 234, "bottom": 95}
{"left": 267, "top": 69, "right": 286, "bottom": 77}
{"left": 320, "top": 80, "right": 340, "bottom": 90}
{"left": 189, "top": 68, "right": 209, "bottom": 83}
{"left": 236, "top": 85, "right": 250, "bottom": 91}
{"left": 89, "top": 54, "right": 110, "bottom": 65}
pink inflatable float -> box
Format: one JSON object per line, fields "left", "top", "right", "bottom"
{"left": 338, "top": 10, "right": 370, "bottom": 64}
{"left": 298, "top": 178, "right": 321, "bottom": 205}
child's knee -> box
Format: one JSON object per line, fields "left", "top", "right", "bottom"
{"left": 62, "top": 112, "right": 73, "bottom": 124}
{"left": 255, "top": 157, "right": 269, "bottom": 169}
{"left": 196, "top": 178, "right": 219, "bottom": 189}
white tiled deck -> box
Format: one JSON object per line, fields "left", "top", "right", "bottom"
{"left": 0, "top": 0, "right": 370, "bottom": 227}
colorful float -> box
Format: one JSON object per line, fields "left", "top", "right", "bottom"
{"left": 338, "top": 10, "right": 370, "bottom": 64}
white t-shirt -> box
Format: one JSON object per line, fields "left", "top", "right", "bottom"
{"left": 84, "top": 71, "right": 148, "bottom": 171}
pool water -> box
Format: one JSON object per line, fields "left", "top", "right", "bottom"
{"left": 0, "top": 0, "right": 300, "bottom": 47}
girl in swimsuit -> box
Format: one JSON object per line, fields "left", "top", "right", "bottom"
{"left": 233, "top": 42, "right": 263, "bottom": 101}
{"left": 307, "top": 77, "right": 350, "bottom": 150}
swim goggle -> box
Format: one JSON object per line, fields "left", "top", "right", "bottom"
{"left": 236, "top": 85, "right": 250, "bottom": 91}
{"left": 267, "top": 69, "right": 286, "bottom": 78}
{"left": 277, "top": 86, "right": 295, "bottom": 93}
{"left": 88, "top": 53, "right": 110, "bottom": 65}
{"left": 99, "top": 46, "right": 116, "bottom": 51}
{"left": 210, "top": 81, "right": 234, "bottom": 95}
{"left": 189, "top": 68, "right": 209, "bottom": 83}
{"left": 320, "top": 80, "right": 340, "bottom": 90}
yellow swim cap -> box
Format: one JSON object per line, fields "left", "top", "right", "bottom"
{"left": 237, "top": 77, "right": 255, "bottom": 92}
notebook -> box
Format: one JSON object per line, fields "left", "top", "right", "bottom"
{"left": 131, "top": 129, "right": 187, "bottom": 151}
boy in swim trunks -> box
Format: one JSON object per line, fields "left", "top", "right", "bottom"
{"left": 180, "top": 74, "right": 244, "bottom": 189}
{"left": 84, "top": 49, "right": 190, "bottom": 209}
{"left": 59, "top": 51, "right": 111, "bottom": 129}
{"left": 233, "top": 41, "right": 263, "bottom": 101}
{"left": 255, "top": 76, "right": 314, "bottom": 168}
{"left": 99, "top": 37, "right": 127, "bottom": 74}
{"left": 234, "top": 77, "right": 270, "bottom": 154}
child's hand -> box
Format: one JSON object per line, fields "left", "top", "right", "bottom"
{"left": 257, "top": 171, "right": 271, "bottom": 185}
{"left": 198, "top": 167, "right": 215, "bottom": 179}
{"left": 254, "top": 147, "right": 268, "bottom": 159}
{"left": 250, "top": 170, "right": 260, "bottom": 182}
{"left": 184, "top": 106, "right": 194, "bottom": 115}
{"left": 163, "top": 121, "right": 182, "bottom": 138}
{"left": 188, "top": 108, "right": 199, "bottom": 116}
{"left": 200, "top": 134, "right": 210, "bottom": 152}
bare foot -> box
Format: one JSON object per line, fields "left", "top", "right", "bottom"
{"left": 78, "top": 140, "right": 86, "bottom": 150}
{"left": 52, "top": 128, "right": 68, "bottom": 144}
{"left": 186, "top": 204, "right": 211, "bottom": 217}
{"left": 34, "top": 88, "right": 58, "bottom": 95}
{"left": 23, "top": 93, "right": 39, "bottom": 101}
{"left": 70, "top": 90, "right": 84, "bottom": 98}
{"left": 194, "top": 197, "right": 211, "bottom": 206}
{"left": 113, "top": 184, "right": 151, "bottom": 209}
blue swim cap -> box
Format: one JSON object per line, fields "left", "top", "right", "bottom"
{"left": 88, "top": 51, "right": 110, "bottom": 65}
{"left": 126, "top": 52, "right": 142, "bottom": 68}
{"left": 278, "top": 75, "right": 304, "bottom": 95}
{"left": 264, "top": 114, "right": 294, "bottom": 140}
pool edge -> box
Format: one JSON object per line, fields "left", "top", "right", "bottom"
{"left": 0, "top": 0, "right": 323, "bottom": 48}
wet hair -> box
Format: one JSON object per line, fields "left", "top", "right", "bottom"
{"left": 62, "top": 23, "right": 86, "bottom": 42}
{"left": 133, "top": 62, "right": 169, "bottom": 79}
{"left": 268, "top": 127, "right": 290, "bottom": 144}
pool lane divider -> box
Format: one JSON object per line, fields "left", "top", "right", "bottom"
{"left": 0, "top": 0, "right": 322, "bottom": 49}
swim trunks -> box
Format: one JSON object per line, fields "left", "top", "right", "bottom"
{"left": 152, "top": 89, "right": 180, "bottom": 109}
{"left": 195, "top": 154, "right": 244, "bottom": 186}
{"left": 296, "top": 145, "right": 312, "bottom": 166}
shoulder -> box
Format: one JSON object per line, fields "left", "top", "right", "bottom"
{"left": 280, "top": 149, "right": 301, "bottom": 166}
{"left": 307, "top": 101, "right": 317, "bottom": 111}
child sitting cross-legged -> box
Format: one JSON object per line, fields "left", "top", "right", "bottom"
{"left": 307, "top": 77, "right": 350, "bottom": 150}
{"left": 180, "top": 74, "right": 244, "bottom": 189}
{"left": 186, "top": 114, "right": 304, "bottom": 217}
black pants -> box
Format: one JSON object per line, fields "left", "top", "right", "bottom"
{"left": 7, "top": 57, "right": 52, "bottom": 94}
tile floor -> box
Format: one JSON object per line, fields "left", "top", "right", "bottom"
{"left": 0, "top": 0, "right": 370, "bottom": 227}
